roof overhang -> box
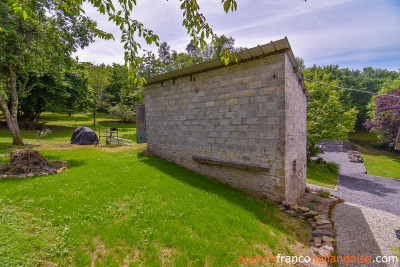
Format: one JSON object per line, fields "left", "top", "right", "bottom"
{"left": 145, "top": 37, "right": 309, "bottom": 99}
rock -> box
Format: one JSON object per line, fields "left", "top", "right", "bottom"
{"left": 298, "top": 215, "right": 306, "bottom": 220}
{"left": 278, "top": 206, "right": 286, "bottom": 211}
{"left": 290, "top": 205, "right": 300, "bottom": 212}
{"left": 321, "top": 242, "right": 334, "bottom": 252}
{"left": 282, "top": 201, "right": 290, "bottom": 208}
{"left": 314, "top": 215, "right": 328, "bottom": 220}
{"left": 303, "top": 210, "right": 319, "bottom": 217}
{"left": 298, "top": 206, "right": 310, "bottom": 212}
{"left": 306, "top": 218, "right": 314, "bottom": 222}
{"left": 317, "top": 248, "right": 331, "bottom": 257}
{"left": 286, "top": 210, "right": 299, "bottom": 216}
{"left": 316, "top": 219, "right": 331, "bottom": 225}
{"left": 316, "top": 224, "right": 333, "bottom": 230}
{"left": 314, "top": 236, "right": 322, "bottom": 247}
{"left": 312, "top": 230, "right": 334, "bottom": 238}
{"left": 310, "top": 222, "right": 317, "bottom": 228}
{"left": 305, "top": 187, "right": 312, "bottom": 193}
{"left": 348, "top": 150, "right": 363, "bottom": 163}
{"left": 27, "top": 173, "right": 35, "bottom": 177}
{"left": 322, "top": 236, "right": 336, "bottom": 244}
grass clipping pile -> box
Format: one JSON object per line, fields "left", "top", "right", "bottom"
{"left": 0, "top": 149, "right": 67, "bottom": 178}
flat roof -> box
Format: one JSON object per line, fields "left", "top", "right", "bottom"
{"left": 145, "top": 37, "right": 308, "bottom": 98}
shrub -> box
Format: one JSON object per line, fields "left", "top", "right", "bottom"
{"left": 306, "top": 203, "right": 316, "bottom": 211}
{"left": 311, "top": 196, "right": 321, "bottom": 203}
{"left": 326, "top": 162, "right": 339, "bottom": 174}
{"left": 318, "top": 189, "right": 331, "bottom": 198}
{"left": 316, "top": 157, "right": 325, "bottom": 164}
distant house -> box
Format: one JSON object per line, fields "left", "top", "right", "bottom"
{"left": 141, "top": 37, "right": 309, "bottom": 204}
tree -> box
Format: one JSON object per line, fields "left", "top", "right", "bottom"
{"left": 105, "top": 64, "right": 144, "bottom": 121}
{"left": 1, "top": 0, "right": 238, "bottom": 145}
{"left": 0, "top": 0, "right": 99, "bottom": 145}
{"left": 302, "top": 67, "right": 358, "bottom": 157}
{"left": 18, "top": 59, "right": 91, "bottom": 122}
{"left": 364, "top": 77, "right": 400, "bottom": 145}
{"left": 84, "top": 63, "right": 112, "bottom": 125}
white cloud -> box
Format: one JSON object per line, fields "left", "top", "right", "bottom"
{"left": 73, "top": 0, "right": 400, "bottom": 70}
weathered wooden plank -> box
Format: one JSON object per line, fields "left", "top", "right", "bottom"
{"left": 193, "top": 155, "right": 269, "bottom": 172}
{"left": 136, "top": 105, "right": 146, "bottom": 143}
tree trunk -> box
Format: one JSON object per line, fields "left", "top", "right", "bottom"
{"left": 93, "top": 108, "right": 96, "bottom": 126}
{"left": 68, "top": 111, "right": 72, "bottom": 117}
{"left": 0, "top": 67, "right": 24, "bottom": 146}
{"left": 0, "top": 98, "right": 24, "bottom": 146}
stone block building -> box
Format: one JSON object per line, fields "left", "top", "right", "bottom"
{"left": 143, "top": 38, "right": 309, "bottom": 204}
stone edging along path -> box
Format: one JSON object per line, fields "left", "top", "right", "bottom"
{"left": 279, "top": 188, "right": 343, "bottom": 265}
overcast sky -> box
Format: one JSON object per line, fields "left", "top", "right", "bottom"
{"left": 73, "top": 0, "right": 400, "bottom": 71}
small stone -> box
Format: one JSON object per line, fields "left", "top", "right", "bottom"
{"left": 322, "top": 236, "right": 336, "bottom": 244}
{"left": 282, "top": 201, "right": 290, "bottom": 208}
{"left": 305, "top": 187, "right": 312, "bottom": 193}
{"left": 290, "top": 205, "right": 300, "bottom": 212}
{"left": 306, "top": 218, "right": 314, "bottom": 222}
{"left": 314, "top": 215, "right": 328, "bottom": 220}
{"left": 321, "top": 242, "right": 334, "bottom": 252}
{"left": 298, "top": 206, "right": 310, "bottom": 213}
{"left": 311, "top": 222, "right": 317, "bottom": 228}
{"left": 317, "top": 219, "right": 331, "bottom": 225}
{"left": 278, "top": 206, "right": 286, "bottom": 211}
{"left": 286, "top": 210, "right": 298, "bottom": 216}
{"left": 27, "top": 173, "right": 35, "bottom": 177}
{"left": 312, "top": 230, "right": 334, "bottom": 238}
{"left": 314, "top": 236, "right": 322, "bottom": 247}
{"left": 298, "top": 215, "right": 306, "bottom": 220}
{"left": 316, "top": 224, "right": 333, "bottom": 230}
{"left": 303, "top": 210, "right": 319, "bottom": 217}
{"left": 317, "top": 248, "right": 331, "bottom": 257}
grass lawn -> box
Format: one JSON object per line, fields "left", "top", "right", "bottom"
{"left": 361, "top": 153, "right": 400, "bottom": 179}
{"left": 0, "top": 113, "right": 309, "bottom": 266}
{"left": 349, "top": 130, "right": 400, "bottom": 179}
{"left": 306, "top": 161, "right": 338, "bottom": 189}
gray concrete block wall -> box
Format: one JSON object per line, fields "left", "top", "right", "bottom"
{"left": 284, "top": 54, "right": 307, "bottom": 203}
{"left": 145, "top": 52, "right": 307, "bottom": 202}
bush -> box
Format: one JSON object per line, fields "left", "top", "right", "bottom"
{"left": 316, "top": 157, "right": 325, "bottom": 164}
{"left": 311, "top": 196, "right": 321, "bottom": 203}
{"left": 318, "top": 190, "right": 331, "bottom": 198}
{"left": 306, "top": 203, "right": 316, "bottom": 211}
{"left": 326, "top": 162, "right": 339, "bottom": 174}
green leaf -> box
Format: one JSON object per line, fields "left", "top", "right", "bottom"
{"left": 22, "top": 10, "right": 28, "bottom": 20}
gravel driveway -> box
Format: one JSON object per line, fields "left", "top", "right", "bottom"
{"left": 308, "top": 150, "right": 400, "bottom": 267}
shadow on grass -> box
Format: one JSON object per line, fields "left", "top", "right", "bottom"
{"left": 136, "top": 152, "right": 308, "bottom": 244}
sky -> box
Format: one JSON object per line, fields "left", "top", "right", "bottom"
{"left": 73, "top": 0, "right": 400, "bottom": 71}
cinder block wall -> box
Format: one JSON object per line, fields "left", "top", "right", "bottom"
{"left": 145, "top": 53, "right": 306, "bottom": 203}
{"left": 284, "top": 54, "right": 307, "bottom": 203}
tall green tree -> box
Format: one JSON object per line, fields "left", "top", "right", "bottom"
{"left": 0, "top": 0, "right": 99, "bottom": 145}
{"left": 84, "top": 63, "right": 112, "bottom": 125}
{"left": 303, "top": 67, "right": 358, "bottom": 157}
{"left": 1, "top": 0, "right": 239, "bottom": 145}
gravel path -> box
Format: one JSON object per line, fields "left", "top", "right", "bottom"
{"left": 308, "top": 151, "right": 400, "bottom": 266}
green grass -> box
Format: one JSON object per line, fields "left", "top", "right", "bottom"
{"left": 362, "top": 153, "right": 400, "bottom": 179}
{"left": 0, "top": 113, "right": 309, "bottom": 266}
{"left": 348, "top": 130, "right": 379, "bottom": 142}
{"left": 349, "top": 129, "right": 400, "bottom": 179}
{"left": 306, "top": 160, "right": 339, "bottom": 189}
